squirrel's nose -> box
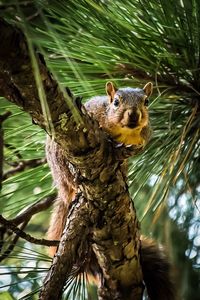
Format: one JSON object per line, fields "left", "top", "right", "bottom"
{"left": 127, "top": 110, "right": 140, "bottom": 128}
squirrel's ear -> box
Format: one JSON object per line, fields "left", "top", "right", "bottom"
{"left": 143, "top": 82, "right": 153, "bottom": 97}
{"left": 106, "top": 82, "right": 118, "bottom": 102}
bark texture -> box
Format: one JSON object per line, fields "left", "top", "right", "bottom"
{"left": 39, "top": 192, "right": 90, "bottom": 299}
{"left": 0, "top": 18, "right": 144, "bottom": 299}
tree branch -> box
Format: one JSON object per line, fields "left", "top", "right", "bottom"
{"left": 0, "top": 111, "right": 12, "bottom": 190}
{"left": 3, "top": 157, "right": 47, "bottom": 180}
{"left": 0, "top": 219, "right": 30, "bottom": 262}
{"left": 4, "top": 143, "right": 23, "bottom": 160}
{"left": 39, "top": 192, "right": 90, "bottom": 299}
{"left": 10, "top": 193, "right": 56, "bottom": 225}
{"left": 0, "top": 18, "right": 144, "bottom": 299}
{"left": 0, "top": 194, "right": 56, "bottom": 261}
{"left": 0, "top": 214, "right": 59, "bottom": 247}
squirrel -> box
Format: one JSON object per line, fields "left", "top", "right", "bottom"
{"left": 46, "top": 82, "right": 175, "bottom": 300}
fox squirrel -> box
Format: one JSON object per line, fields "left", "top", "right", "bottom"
{"left": 46, "top": 82, "right": 175, "bottom": 300}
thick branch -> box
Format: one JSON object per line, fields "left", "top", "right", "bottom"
{"left": 39, "top": 192, "right": 90, "bottom": 299}
{"left": 0, "top": 18, "right": 96, "bottom": 156}
{"left": 0, "top": 18, "right": 144, "bottom": 299}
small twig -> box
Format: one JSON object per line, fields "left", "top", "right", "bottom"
{"left": 0, "top": 215, "right": 59, "bottom": 247}
{"left": 0, "top": 225, "right": 6, "bottom": 253}
{"left": 26, "top": 8, "right": 42, "bottom": 21}
{"left": 0, "top": 219, "right": 29, "bottom": 262}
{"left": 3, "top": 157, "right": 47, "bottom": 180}
{"left": 10, "top": 193, "right": 57, "bottom": 225}
{"left": 0, "top": 194, "right": 57, "bottom": 260}
{"left": 0, "top": 111, "right": 12, "bottom": 190}
{"left": 0, "top": 1, "right": 34, "bottom": 8}
{"left": 4, "top": 143, "right": 23, "bottom": 160}
{"left": 0, "top": 111, "right": 12, "bottom": 124}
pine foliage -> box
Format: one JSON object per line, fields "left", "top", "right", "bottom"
{"left": 0, "top": 0, "right": 199, "bottom": 299}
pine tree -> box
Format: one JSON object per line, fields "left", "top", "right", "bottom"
{"left": 0, "top": 1, "right": 199, "bottom": 299}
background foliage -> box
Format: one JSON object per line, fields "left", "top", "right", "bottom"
{"left": 0, "top": 0, "right": 199, "bottom": 299}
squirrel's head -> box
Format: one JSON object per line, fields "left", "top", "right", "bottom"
{"left": 105, "top": 81, "right": 153, "bottom": 145}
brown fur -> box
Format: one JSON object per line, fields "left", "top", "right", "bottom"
{"left": 141, "top": 237, "right": 176, "bottom": 300}
{"left": 85, "top": 83, "right": 152, "bottom": 146}
{"left": 46, "top": 136, "right": 76, "bottom": 255}
{"left": 46, "top": 82, "right": 175, "bottom": 298}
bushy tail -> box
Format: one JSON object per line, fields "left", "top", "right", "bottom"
{"left": 141, "top": 238, "right": 176, "bottom": 300}
{"left": 46, "top": 137, "right": 76, "bottom": 256}
{"left": 47, "top": 198, "right": 69, "bottom": 256}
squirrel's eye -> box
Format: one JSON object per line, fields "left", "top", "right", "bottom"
{"left": 113, "top": 98, "right": 120, "bottom": 107}
{"left": 144, "top": 98, "right": 149, "bottom": 106}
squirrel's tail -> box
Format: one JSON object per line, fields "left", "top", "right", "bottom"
{"left": 47, "top": 188, "right": 75, "bottom": 256}
{"left": 141, "top": 237, "right": 176, "bottom": 300}
{"left": 47, "top": 198, "right": 69, "bottom": 256}
{"left": 46, "top": 137, "right": 76, "bottom": 256}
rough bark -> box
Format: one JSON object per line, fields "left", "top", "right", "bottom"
{"left": 0, "top": 18, "right": 144, "bottom": 299}
{"left": 39, "top": 192, "right": 90, "bottom": 300}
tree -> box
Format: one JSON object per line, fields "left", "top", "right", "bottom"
{"left": 0, "top": 14, "right": 145, "bottom": 300}
{"left": 0, "top": 1, "right": 199, "bottom": 299}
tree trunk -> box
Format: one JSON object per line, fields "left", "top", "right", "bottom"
{"left": 0, "top": 18, "right": 144, "bottom": 299}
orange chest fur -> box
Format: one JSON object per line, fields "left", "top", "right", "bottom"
{"left": 107, "top": 125, "right": 145, "bottom": 146}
